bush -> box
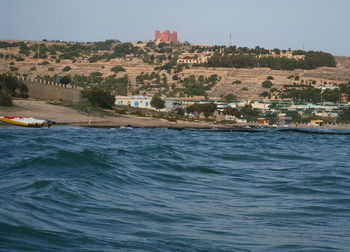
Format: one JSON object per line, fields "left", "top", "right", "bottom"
{"left": 111, "top": 65, "right": 126, "bottom": 73}
{"left": 232, "top": 80, "right": 242, "bottom": 84}
{"left": 9, "top": 66, "right": 18, "bottom": 72}
{"left": 267, "top": 76, "right": 274, "bottom": 80}
{"left": 15, "top": 56, "right": 24, "bottom": 61}
{"left": 115, "top": 109, "right": 127, "bottom": 114}
{"left": 259, "top": 91, "right": 269, "bottom": 97}
{"left": 262, "top": 80, "right": 273, "bottom": 88}
{"left": 48, "top": 67, "right": 55, "bottom": 71}
{"left": 223, "top": 93, "right": 237, "bottom": 101}
{"left": 30, "top": 67, "right": 36, "bottom": 71}
{"left": 82, "top": 87, "right": 115, "bottom": 109}
{"left": 90, "top": 72, "right": 102, "bottom": 77}
{"left": 130, "top": 111, "right": 145, "bottom": 117}
{"left": 62, "top": 66, "right": 72, "bottom": 72}
{"left": 39, "top": 61, "right": 50, "bottom": 65}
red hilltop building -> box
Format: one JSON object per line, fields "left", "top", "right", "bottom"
{"left": 155, "top": 30, "right": 178, "bottom": 43}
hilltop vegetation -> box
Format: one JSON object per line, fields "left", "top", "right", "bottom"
{"left": 207, "top": 50, "right": 336, "bottom": 70}
{"left": 0, "top": 39, "right": 347, "bottom": 101}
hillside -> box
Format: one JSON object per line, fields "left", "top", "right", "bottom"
{"left": 1, "top": 40, "right": 350, "bottom": 101}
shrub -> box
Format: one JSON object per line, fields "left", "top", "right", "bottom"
{"left": 262, "top": 80, "right": 273, "bottom": 88}
{"left": 259, "top": 91, "right": 269, "bottom": 97}
{"left": 223, "top": 93, "right": 237, "bottom": 101}
{"left": 111, "top": 65, "right": 126, "bottom": 73}
{"left": 62, "top": 66, "right": 72, "bottom": 72}
{"left": 15, "top": 56, "right": 24, "bottom": 61}
{"left": 30, "top": 66, "right": 37, "bottom": 71}
{"left": 90, "top": 72, "right": 102, "bottom": 77}
{"left": 9, "top": 66, "right": 18, "bottom": 72}
{"left": 241, "top": 87, "right": 248, "bottom": 91}
{"left": 115, "top": 109, "right": 127, "bottom": 114}
{"left": 267, "top": 76, "right": 274, "bottom": 80}
{"left": 232, "top": 80, "right": 242, "bottom": 84}
{"left": 48, "top": 67, "right": 55, "bottom": 71}
{"left": 130, "top": 111, "right": 145, "bottom": 117}
{"left": 39, "top": 61, "right": 50, "bottom": 65}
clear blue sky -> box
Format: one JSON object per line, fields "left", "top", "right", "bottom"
{"left": 1, "top": 0, "right": 349, "bottom": 55}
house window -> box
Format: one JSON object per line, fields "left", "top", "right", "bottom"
{"left": 145, "top": 102, "right": 149, "bottom": 106}
{"left": 134, "top": 101, "right": 139, "bottom": 107}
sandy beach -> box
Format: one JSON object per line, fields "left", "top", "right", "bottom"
{"left": 0, "top": 99, "right": 236, "bottom": 129}
{"left": 1, "top": 99, "right": 350, "bottom": 130}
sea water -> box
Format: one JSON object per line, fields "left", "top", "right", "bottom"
{"left": 0, "top": 127, "right": 349, "bottom": 251}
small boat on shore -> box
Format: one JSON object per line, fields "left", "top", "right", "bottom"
{"left": 0, "top": 116, "right": 46, "bottom": 127}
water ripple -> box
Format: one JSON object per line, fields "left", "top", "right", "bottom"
{"left": 0, "top": 127, "right": 350, "bottom": 251}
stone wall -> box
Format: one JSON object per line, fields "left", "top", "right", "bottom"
{"left": 20, "top": 78, "right": 83, "bottom": 103}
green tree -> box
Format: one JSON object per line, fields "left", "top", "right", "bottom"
{"left": 151, "top": 94, "right": 165, "bottom": 110}
{"left": 240, "top": 105, "right": 260, "bottom": 121}
{"left": 186, "top": 103, "right": 217, "bottom": 118}
{"left": 60, "top": 75, "right": 71, "bottom": 84}
{"left": 82, "top": 87, "right": 115, "bottom": 109}
{"left": 223, "top": 107, "right": 241, "bottom": 117}
{"left": 0, "top": 74, "right": 29, "bottom": 106}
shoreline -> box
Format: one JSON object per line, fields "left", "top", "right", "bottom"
{"left": 1, "top": 99, "right": 350, "bottom": 130}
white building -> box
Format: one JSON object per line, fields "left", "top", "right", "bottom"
{"left": 115, "top": 96, "right": 152, "bottom": 109}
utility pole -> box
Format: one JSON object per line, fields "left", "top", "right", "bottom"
{"left": 229, "top": 32, "right": 232, "bottom": 47}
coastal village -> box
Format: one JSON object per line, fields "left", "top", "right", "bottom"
{"left": 1, "top": 31, "right": 350, "bottom": 128}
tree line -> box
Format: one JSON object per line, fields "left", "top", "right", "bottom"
{"left": 206, "top": 51, "right": 336, "bottom": 70}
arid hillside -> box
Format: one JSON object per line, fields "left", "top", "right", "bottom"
{"left": 1, "top": 40, "right": 350, "bottom": 100}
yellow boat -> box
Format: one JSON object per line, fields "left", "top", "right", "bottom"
{"left": 0, "top": 116, "right": 46, "bottom": 127}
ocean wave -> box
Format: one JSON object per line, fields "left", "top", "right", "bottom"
{"left": 1, "top": 127, "right": 350, "bottom": 251}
